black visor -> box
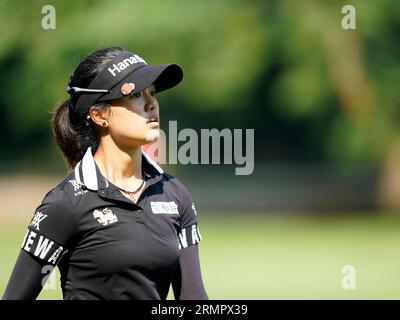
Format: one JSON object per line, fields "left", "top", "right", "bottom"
{"left": 68, "top": 51, "right": 183, "bottom": 114}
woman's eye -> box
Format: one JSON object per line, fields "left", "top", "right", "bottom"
{"left": 151, "top": 91, "right": 156, "bottom": 97}
{"left": 133, "top": 92, "right": 142, "bottom": 98}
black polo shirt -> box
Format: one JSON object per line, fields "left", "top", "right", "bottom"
{"left": 20, "top": 147, "right": 202, "bottom": 300}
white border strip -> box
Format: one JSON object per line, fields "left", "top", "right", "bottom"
{"left": 81, "top": 147, "right": 98, "bottom": 190}
{"left": 142, "top": 150, "right": 164, "bottom": 174}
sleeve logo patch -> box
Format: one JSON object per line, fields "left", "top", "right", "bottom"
{"left": 21, "top": 229, "right": 66, "bottom": 265}
{"left": 151, "top": 201, "right": 179, "bottom": 215}
{"left": 93, "top": 207, "right": 118, "bottom": 226}
{"left": 29, "top": 210, "right": 48, "bottom": 231}
{"left": 178, "top": 224, "right": 202, "bottom": 249}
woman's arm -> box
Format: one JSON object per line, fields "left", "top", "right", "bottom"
{"left": 2, "top": 250, "right": 48, "bottom": 300}
{"left": 172, "top": 244, "right": 208, "bottom": 300}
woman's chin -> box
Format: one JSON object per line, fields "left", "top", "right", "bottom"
{"left": 145, "top": 129, "right": 160, "bottom": 142}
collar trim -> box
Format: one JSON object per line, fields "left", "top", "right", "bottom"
{"left": 73, "top": 147, "right": 163, "bottom": 191}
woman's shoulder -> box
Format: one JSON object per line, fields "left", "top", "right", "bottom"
{"left": 27, "top": 172, "right": 79, "bottom": 251}
{"left": 40, "top": 171, "right": 81, "bottom": 209}
{"left": 161, "top": 171, "right": 195, "bottom": 211}
{"left": 161, "top": 172, "right": 199, "bottom": 230}
{"left": 161, "top": 171, "right": 192, "bottom": 195}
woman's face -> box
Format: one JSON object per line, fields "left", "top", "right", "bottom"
{"left": 106, "top": 84, "right": 160, "bottom": 149}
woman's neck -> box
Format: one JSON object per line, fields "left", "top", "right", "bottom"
{"left": 93, "top": 139, "right": 143, "bottom": 184}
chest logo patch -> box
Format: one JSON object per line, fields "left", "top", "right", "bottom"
{"left": 93, "top": 207, "right": 118, "bottom": 226}
{"left": 150, "top": 201, "right": 179, "bottom": 215}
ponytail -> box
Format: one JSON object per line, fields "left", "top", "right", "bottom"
{"left": 52, "top": 100, "right": 98, "bottom": 170}
{"left": 52, "top": 47, "right": 125, "bottom": 170}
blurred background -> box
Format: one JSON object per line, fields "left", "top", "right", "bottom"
{"left": 1, "top": 0, "right": 400, "bottom": 299}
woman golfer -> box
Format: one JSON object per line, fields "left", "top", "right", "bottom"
{"left": 2, "top": 47, "right": 208, "bottom": 300}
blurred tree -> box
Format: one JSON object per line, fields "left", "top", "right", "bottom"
{"left": 0, "top": 0, "right": 399, "bottom": 207}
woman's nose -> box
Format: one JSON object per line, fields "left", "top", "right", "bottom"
{"left": 145, "top": 102, "right": 157, "bottom": 112}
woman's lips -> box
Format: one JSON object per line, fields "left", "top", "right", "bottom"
{"left": 147, "top": 121, "right": 159, "bottom": 128}
{"left": 147, "top": 117, "right": 159, "bottom": 128}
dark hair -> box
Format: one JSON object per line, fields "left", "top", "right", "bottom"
{"left": 52, "top": 47, "right": 126, "bottom": 170}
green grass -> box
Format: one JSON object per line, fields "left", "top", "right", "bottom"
{"left": 2, "top": 212, "right": 400, "bottom": 299}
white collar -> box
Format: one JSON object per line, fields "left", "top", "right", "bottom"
{"left": 74, "top": 147, "right": 163, "bottom": 191}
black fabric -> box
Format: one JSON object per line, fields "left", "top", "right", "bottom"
{"left": 2, "top": 250, "right": 47, "bottom": 300}
{"left": 2, "top": 245, "right": 207, "bottom": 300}
{"left": 172, "top": 244, "right": 208, "bottom": 300}
{"left": 98, "top": 64, "right": 183, "bottom": 101}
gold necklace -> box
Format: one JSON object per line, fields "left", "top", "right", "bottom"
{"left": 117, "top": 179, "right": 145, "bottom": 202}
{"left": 114, "top": 167, "right": 146, "bottom": 202}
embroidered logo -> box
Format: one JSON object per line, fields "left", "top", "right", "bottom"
{"left": 93, "top": 207, "right": 118, "bottom": 226}
{"left": 121, "top": 82, "right": 135, "bottom": 95}
{"left": 30, "top": 211, "right": 48, "bottom": 231}
{"left": 107, "top": 55, "right": 147, "bottom": 77}
{"left": 150, "top": 201, "right": 179, "bottom": 215}
{"left": 68, "top": 179, "right": 88, "bottom": 196}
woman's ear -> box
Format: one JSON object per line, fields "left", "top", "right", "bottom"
{"left": 88, "top": 106, "right": 110, "bottom": 127}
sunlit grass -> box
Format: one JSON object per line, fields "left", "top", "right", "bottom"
{"left": 2, "top": 213, "right": 400, "bottom": 300}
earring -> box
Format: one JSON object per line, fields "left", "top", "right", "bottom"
{"left": 84, "top": 115, "right": 91, "bottom": 127}
{"left": 101, "top": 121, "right": 107, "bottom": 127}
